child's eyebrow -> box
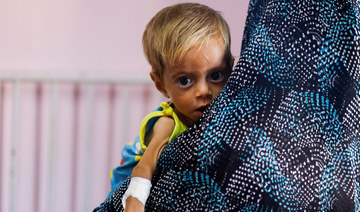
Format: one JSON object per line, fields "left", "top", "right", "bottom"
{"left": 171, "top": 63, "right": 228, "bottom": 76}
{"left": 169, "top": 66, "right": 193, "bottom": 74}
{"left": 205, "top": 63, "right": 228, "bottom": 73}
{"left": 210, "top": 63, "right": 228, "bottom": 70}
{"left": 168, "top": 70, "right": 193, "bottom": 78}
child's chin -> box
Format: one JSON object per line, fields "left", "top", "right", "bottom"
{"left": 194, "top": 111, "right": 203, "bottom": 118}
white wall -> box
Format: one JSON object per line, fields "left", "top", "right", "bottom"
{"left": 0, "top": 1, "right": 250, "bottom": 211}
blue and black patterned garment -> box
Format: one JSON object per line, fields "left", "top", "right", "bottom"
{"left": 95, "top": 0, "right": 360, "bottom": 211}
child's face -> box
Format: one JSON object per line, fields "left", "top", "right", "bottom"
{"left": 152, "top": 38, "right": 231, "bottom": 127}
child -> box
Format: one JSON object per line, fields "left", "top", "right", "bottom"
{"left": 110, "top": 3, "right": 233, "bottom": 211}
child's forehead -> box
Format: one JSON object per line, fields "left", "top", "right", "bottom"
{"left": 163, "top": 39, "right": 227, "bottom": 76}
{"left": 160, "top": 36, "right": 229, "bottom": 79}
{"left": 177, "top": 37, "right": 226, "bottom": 61}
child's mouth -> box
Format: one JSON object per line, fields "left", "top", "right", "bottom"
{"left": 195, "top": 105, "right": 209, "bottom": 116}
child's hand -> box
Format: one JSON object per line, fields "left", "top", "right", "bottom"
{"left": 125, "top": 197, "right": 144, "bottom": 212}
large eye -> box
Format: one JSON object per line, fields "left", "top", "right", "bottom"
{"left": 210, "top": 71, "right": 224, "bottom": 82}
{"left": 176, "top": 76, "right": 192, "bottom": 87}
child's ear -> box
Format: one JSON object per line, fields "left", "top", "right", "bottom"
{"left": 150, "top": 72, "right": 170, "bottom": 98}
{"left": 231, "top": 56, "right": 235, "bottom": 69}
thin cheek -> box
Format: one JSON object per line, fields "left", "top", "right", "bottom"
{"left": 166, "top": 86, "right": 182, "bottom": 99}
{"left": 212, "top": 85, "right": 225, "bottom": 96}
{"left": 175, "top": 97, "right": 194, "bottom": 112}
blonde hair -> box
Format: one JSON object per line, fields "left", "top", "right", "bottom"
{"left": 143, "top": 3, "right": 232, "bottom": 80}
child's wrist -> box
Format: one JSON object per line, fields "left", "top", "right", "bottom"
{"left": 122, "top": 177, "right": 152, "bottom": 208}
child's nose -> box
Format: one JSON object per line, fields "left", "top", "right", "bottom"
{"left": 195, "top": 81, "right": 212, "bottom": 98}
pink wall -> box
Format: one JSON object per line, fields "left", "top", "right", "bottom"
{"left": 0, "top": 1, "right": 250, "bottom": 211}
{"left": 0, "top": 0, "right": 248, "bottom": 76}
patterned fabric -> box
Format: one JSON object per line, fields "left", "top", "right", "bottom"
{"left": 109, "top": 102, "right": 188, "bottom": 194}
{"left": 95, "top": 0, "right": 360, "bottom": 211}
